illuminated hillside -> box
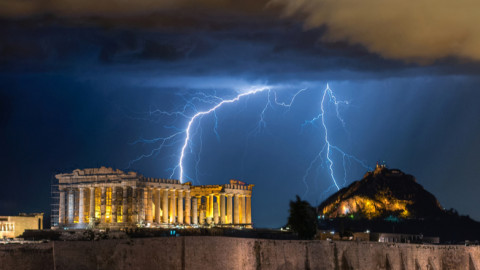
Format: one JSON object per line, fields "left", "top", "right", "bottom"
{"left": 318, "top": 165, "right": 443, "bottom": 220}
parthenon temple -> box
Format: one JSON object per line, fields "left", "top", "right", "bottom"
{"left": 54, "top": 167, "right": 253, "bottom": 229}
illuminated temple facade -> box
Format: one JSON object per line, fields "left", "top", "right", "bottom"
{"left": 54, "top": 167, "right": 253, "bottom": 229}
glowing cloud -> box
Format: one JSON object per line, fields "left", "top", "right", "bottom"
{"left": 269, "top": 0, "right": 480, "bottom": 63}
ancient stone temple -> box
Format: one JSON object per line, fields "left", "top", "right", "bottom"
{"left": 54, "top": 167, "right": 253, "bottom": 229}
{"left": 0, "top": 213, "right": 43, "bottom": 238}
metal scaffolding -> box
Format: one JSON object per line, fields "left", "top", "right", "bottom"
{"left": 50, "top": 176, "right": 59, "bottom": 228}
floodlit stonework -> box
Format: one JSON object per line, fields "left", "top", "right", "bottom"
{"left": 0, "top": 213, "right": 43, "bottom": 238}
{"left": 54, "top": 167, "right": 253, "bottom": 229}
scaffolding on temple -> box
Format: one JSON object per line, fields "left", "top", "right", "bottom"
{"left": 50, "top": 175, "right": 59, "bottom": 229}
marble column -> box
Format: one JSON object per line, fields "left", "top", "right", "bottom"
{"left": 234, "top": 194, "right": 240, "bottom": 224}
{"left": 89, "top": 188, "right": 95, "bottom": 223}
{"left": 220, "top": 194, "right": 226, "bottom": 224}
{"left": 227, "top": 194, "right": 233, "bottom": 224}
{"left": 162, "top": 189, "right": 169, "bottom": 223}
{"left": 122, "top": 186, "right": 128, "bottom": 223}
{"left": 185, "top": 191, "right": 191, "bottom": 225}
{"left": 199, "top": 210, "right": 205, "bottom": 225}
{"left": 191, "top": 196, "right": 198, "bottom": 225}
{"left": 67, "top": 189, "right": 74, "bottom": 224}
{"left": 100, "top": 187, "right": 106, "bottom": 223}
{"left": 241, "top": 195, "right": 246, "bottom": 224}
{"left": 177, "top": 191, "right": 184, "bottom": 224}
{"left": 146, "top": 188, "right": 153, "bottom": 223}
{"left": 246, "top": 195, "right": 252, "bottom": 224}
{"left": 132, "top": 187, "right": 138, "bottom": 223}
{"left": 112, "top": 187, "right": 117, "bottom": 223}
{"left": 213, "top": 201, "right": 219, "bottom": 224}
{"left": 205, "top": 195, "right": 210, "bottom": 218}
{"left": 169, "top": 190, "right": 176, "bottom": 223}
{"left": 155, "top": 188, "right": 161, "bottom": 224}
{"left": 59, "top": 189, "right": 65, "bottom": 225}
{"left": 215, "top": 195, "right": 220, "bottom": 220}
{"left": 141, "top": 188, "right": 147, "bottom": 222}
{"left": 209, "top": 194, "right": 214, "bottom": 218}
{"left": 79, "top": 187, "right": 85, "bottom": 224}
{"left": 197, "top": 196, "right": 202, "bottom": 212}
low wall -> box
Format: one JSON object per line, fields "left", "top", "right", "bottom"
{"left": 1, "top": 237, "right": 479, "bottom": 270}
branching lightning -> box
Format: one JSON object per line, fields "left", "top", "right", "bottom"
{"left": 128, "top": 83, "right": 370, "bottom": 197}
{"left": 301, "top": 84, "right": 371, "bottom": 196}
{"left": 128, "top": 86, "right": 309, "bottom": 183}
{"left": 176, "top": 87, "right": 271, "bottom": 182}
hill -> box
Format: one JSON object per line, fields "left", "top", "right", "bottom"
{"left": 317, "top": 164, "right": 480, "bottom": 242}
{"left": 318, "top": 164, "right": 443, "bottom": 219}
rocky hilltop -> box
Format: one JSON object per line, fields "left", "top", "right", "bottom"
{"left": 318, "top": 164, "right": 444, "bottom": 219}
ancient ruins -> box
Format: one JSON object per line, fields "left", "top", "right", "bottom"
{"left": 0, "top": 213, "right": 43, "bottom": 238}
{"left": 54, "top": 167, "right": 253, "bottom": 229}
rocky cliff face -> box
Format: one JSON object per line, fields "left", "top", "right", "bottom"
{"left": 318, "top": 165, "right": 443, "bottom": 219}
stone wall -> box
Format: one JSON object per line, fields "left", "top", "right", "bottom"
{"left": 0, "top": 243, "right": 53, "bottom": 270}
{"left": 1, "top": 237, "right": 479, "bottom": 270}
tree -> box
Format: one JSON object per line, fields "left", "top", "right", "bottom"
{"left": 287, "top": 195, "right": 317, "bottom": 239}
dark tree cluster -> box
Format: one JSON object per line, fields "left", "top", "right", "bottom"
{"left": 287, "top": 195, "right": 317, "bottom": 240}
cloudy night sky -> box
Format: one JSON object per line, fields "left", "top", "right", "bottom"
{"left": 1, "top": 0, "right": 480, "bottom": 228}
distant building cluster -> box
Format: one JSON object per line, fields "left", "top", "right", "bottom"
{"left": 316, "top": 230, "right": 440, "bottom": 244}
{"left": 53, "top": 167, "right": 253, "bottom": 229}
{"left": 374, "top": 232, "right": 439, "bottom": 244}
{"left": 0, "top": 213, "right": 43, "bottom": 238}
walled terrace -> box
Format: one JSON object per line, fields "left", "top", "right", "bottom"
{"left": 1, "top": 236, "right": 479, "bottom": 270}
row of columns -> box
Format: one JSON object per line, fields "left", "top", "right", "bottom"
{"left": 194, "top": 193, "right": 252, "bottom": 225}
{"left": 60, "top": 186, "right": 139, "bottom": 225}
{"left": 0, "top": 223, "right": 14, "bottom": 232}
{"left": 59, "top": 186, "right": 252, "bottom": 226}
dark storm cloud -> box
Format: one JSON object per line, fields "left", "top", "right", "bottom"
{"left": 3, "top": 0, "right": 480, "bottom": 63}
{"left": 0, "top": 18, "right": 458, "bottom": 81}
{"left": 0, "top": 0, "right": 270, "bottom": 18}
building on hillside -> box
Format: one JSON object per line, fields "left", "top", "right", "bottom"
{"left": 53, "top": 167, "right": 253, "bottom": 229}
{"left": 315, "top": 230, "right": 439, "bottom": 244}
{"left": 372, "top": 232, "right": 440, "bottom": 244}
{"left": 315, "top": 230, "right": 370, "bottom": 241}
{"left": 0, "top": 213, "right": 44, "bottom": 238}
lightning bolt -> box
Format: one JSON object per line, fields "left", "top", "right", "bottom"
{"left": 128, "top": 83, "right": 368, "bottom": 195}
{"left": 302, "top": 84, "right": 371, "bottom": 195}
{"left": 176, "top": 86, "right": 271, "bottom": 182}
{"left": 128, "top": 86, "right": 308, "bottom": 183}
